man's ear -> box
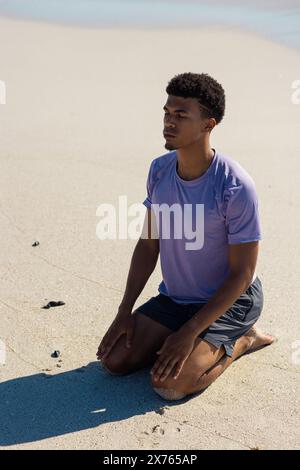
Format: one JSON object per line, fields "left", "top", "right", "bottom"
{"left": 204, "top": 117, "right": 216, "bottom": 132}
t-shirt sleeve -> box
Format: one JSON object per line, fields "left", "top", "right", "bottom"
{"left": 143, "top": 160, "right": 156, "bottom": 208}
{"left": 223, "top": 177, "right": 262, "bottom": 244}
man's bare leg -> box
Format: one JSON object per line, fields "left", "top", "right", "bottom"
{"left": 152, "top": 324, "right": 275, "bottom": 400}
{"left": 100, "top": 311, "right": 174, "bottom": 375}
{"left": 189, "top": 325, "right": 275, "bottom": 394}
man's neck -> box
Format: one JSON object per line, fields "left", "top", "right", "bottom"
{"left": 176, "top": 142, "right": 215, "bottom": 181}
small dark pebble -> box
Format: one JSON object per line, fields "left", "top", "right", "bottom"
{"left": 51, "top": 350, "right": 61, "bottom": 358}
{"left": 42, "top": 301, "right": 65, "bottom": 309}
{"left": 32, "top": 241, "right": 40, "bottom": 247}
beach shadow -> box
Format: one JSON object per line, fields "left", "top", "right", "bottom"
{"left": 0, "top": 361, "right": 192, "bottom": 446}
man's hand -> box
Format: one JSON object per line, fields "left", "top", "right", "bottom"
{"left": 97, "top": 311, "right": 135, "bottom": 361}
{"left": 150, "top": 330, "right": 196, "bottom": 382}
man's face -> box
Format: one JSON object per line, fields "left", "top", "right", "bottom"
{"left": 163, "top": 94, "right": 209, "bottom": 151}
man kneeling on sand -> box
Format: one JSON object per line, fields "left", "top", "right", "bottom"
{"left": 97, "top": 72, "right": 274, "bottom": 401}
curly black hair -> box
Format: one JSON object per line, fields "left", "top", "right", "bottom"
{"left": 166, "top": 72, "right": 225, "bottom": 124}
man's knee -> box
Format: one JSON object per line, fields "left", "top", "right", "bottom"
{"left": 100, "top": 360, "right": 129, "bottom": 376}
{"left": 151, "top": 374, "right": 191, "bottom": 401}
{"left": 100, "top": 353, "right": 133, "bottom": 376}
{"left": 151, "top": 374, "right": 208, "bottom": 400}
{"left": 152, "top": 386, "right": 187, "bottom": 401}
{"left": 150, "top": 363, "right": 209, "bottom": 400}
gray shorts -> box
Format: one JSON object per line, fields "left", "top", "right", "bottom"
{"left": 136, "top": 276, "right": 264, "bottom": 356}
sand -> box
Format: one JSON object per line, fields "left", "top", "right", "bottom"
{"left": 0, "top": 16, "right": 299, "bottom": 449}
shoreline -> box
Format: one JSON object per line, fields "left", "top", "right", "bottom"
{"left": 0, "top": 6, "right": 300, "bottom": 54}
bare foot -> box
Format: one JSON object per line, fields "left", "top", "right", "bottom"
{"left": 245, "top": 325, "right": 276, "bottom": 353}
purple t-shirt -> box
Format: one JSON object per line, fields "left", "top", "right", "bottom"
{"left": 143, "top": 148, "right": 262, "bottom": 304}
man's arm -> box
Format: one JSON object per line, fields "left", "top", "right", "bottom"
{"left": 117, "top": 207, "right": 159, "bottom": 318}
{"left": 181, "top": 241, "right": 259, "bottom": 339}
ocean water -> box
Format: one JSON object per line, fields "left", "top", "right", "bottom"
{"left": 0, "top": 0, "right": 300, "bottom": 51}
